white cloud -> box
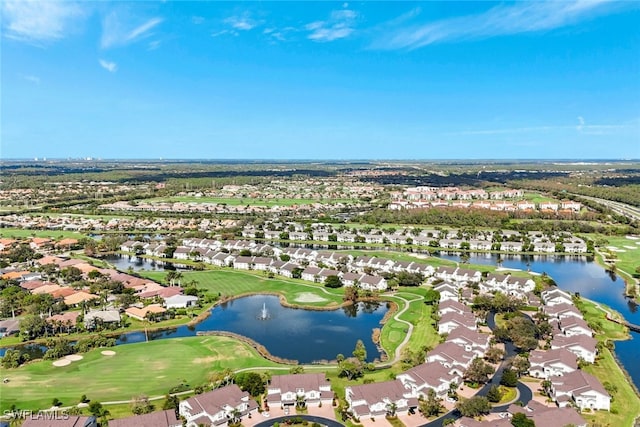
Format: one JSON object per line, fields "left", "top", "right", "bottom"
{"left": 306, "top": 8, "right": 358, "bottom": 42}
{"left": 192, "top": 16, "right": 205, "bottom": 25}
{"left": 99, "top": 59, "right": 118, "bottom": 73}
{"left": 101, "top": 13, "right": 163, "bottom": 49}
{"left": 447, "top": 120, "right": 628, "bottom": 136}
{"left": 212, "top": 29, "right": 235, "bottom": 38}
{"left": 20, "top": 74, "right": 41, "bottom": 85}
{"left": 148, "top": 40, "right": 161, "bottom": 50}
{"left": 1, "top": 0, "right": 84, "bottom": 44}
{"left": 373, "top": 0, "right": 626, "bottom": 50}
{"left": 224, "top": 13, "right": 261, "bottom": 31}
{"left": 447, "top": 126, "right": 562, "bottom": 136}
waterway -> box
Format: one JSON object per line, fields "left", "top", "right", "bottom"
{"left": 438, "top": 252, "right": 640, "bottom": 390}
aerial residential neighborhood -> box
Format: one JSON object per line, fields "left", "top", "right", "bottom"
{"left": 2, "top": 0, "right": 640, "bottom": 426}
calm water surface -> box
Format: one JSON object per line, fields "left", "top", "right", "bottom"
{"left": 115, "top": 295, "right": 388, "bottom": 363}
{"left": 101, "top": 254, "right": 186, "bottom": 272}
{"left": 1, "top": 296, "right": 387, "bottom": 364}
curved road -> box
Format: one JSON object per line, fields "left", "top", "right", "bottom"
{"left": 254, "top": 415, "right": 344, "bottom": 427}
{"left": 418, "top": 312, "right": 533, "bottom": 427}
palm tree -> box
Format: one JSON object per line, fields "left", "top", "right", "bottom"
{"left": 172, "top": 271, "right": 184, "bottom": 286}
{"left": 386, "top": 402, "right": 398, "bottom": 417}
{"left": 296, "top": 394, "right": 306, "bottom": 409}
{"left": 229, "top": 408, "right": 242, "bottom": 424}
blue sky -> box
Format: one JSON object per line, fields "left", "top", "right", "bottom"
{"left": 2, "top": 1, "right": 639, "bottom": 160}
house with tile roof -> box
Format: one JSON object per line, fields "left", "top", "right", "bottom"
{"left": 345, "top": 380, "right": 417, "bottom": 420}
{"left": 551, "top": 334, "right": 598, "bottom": 363}
{"left": 266, "top": 373, "right": 334, "bottom": 408}
{"left": 397, "top": 361, "right": 462, "bottom": 397}
{"left": 108, "top": 409, "right": 180, "bottom": 427}
{"left": 179, "top": 385, "right": 258, "bottom": 427}
{"left": 550, "top": 370, "right": 611, "bottom": 411}
{"left": 528, "top": 348, "right": 578, "bottom": 379}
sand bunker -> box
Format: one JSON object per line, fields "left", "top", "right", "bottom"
{"left": 65, "top": 354, "right": 83, "bottom": 361}
{"left": 294, "top": 292, "right": 327, "bottom": 303}
{"left": 607, "top": 246, "right": 626, "bottom": 252}
{"left": 623, "top": 246, "right": 638, "bottom": 250}
{"left": 101, "top": 350, "right": 116, "bottom": 356}
{"left": 53, "top": 359, "right": 71, "bottom": 367}
{"left": 626, "top": 236, "right": 639, "bottom": 240}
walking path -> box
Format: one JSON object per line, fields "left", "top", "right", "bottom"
{"left": 381, "top": 292, "right": 424, "bottom": 364}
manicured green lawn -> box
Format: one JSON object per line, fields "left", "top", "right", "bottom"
{"left": 582, "top": 347, "right": 640, "bottom": 427}
{"left": 575, "top": 297, "right": 640, "bottom": 426}
{"left": 0, "top": 227, "right": 85, "bottom": 239}
{"left": 380, "top": 287, "right": 440, "bottom": 358}
{"left": 574, "top": 298, "right": 628, "bottom": 340}
{"left": 0, "top": 336, "right": 284, "bottom": 411}
{"left": 583, "top": 233, "right": 640, "bottom": 289}
{"left": 522, "top": 192, "right": 558, "bottom": 204}
{"left": 138, "top": 269, "right": 345, "bottom": 308}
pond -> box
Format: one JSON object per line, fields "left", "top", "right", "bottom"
{"left": 1, "top": 295, "right": 388, "bottom": 364}
{"left": 437, "top": 252, "right": 640, "bottom": 391}
{"left": 100, "top": 254, "right": 187, "bottom": 272}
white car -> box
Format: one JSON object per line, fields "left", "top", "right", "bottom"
{"left": 262, "top": 412, "right": 270, "bottom": 418}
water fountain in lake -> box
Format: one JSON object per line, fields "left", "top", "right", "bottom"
{"left": 258, "top": 302, "right": 270, "bottom": 320}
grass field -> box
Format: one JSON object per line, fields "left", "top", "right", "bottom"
{"left": 0, "top": 227, "right": 85, "bottom": 240}
{"left": 583, "top": 234, "right": 640, "bottom": 289}
{"left": 381, "top": 287, "right": 440, "bottom": 359}
{"left": 522, "top": 192, "right": 558, "bottom": 204}
{"left": 575, "top": 298, "right": 640, "bottom": 426}
{"left": 0, "top": 336, "right": 284, "bottom": 411}
{"left": 141, "top": 196, "right": 356, "bottom": 206}
{"left": 138, "top": 269, "right": 346, "bottom": 308}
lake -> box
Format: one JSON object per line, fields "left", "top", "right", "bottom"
{"left": 1, "top": 295, "right": 388, "bottom": 364}
{"left": 100, "top": 254, "right": 187, "bottom": 272}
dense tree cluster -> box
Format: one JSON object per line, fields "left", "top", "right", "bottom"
{"left": 463, "top": 358, "right": 495, "bottom": 385}
{"left": 494, "top": 315, "right": 547, "bottom": 352}
{"left": 455, "top": 396, "right": 491, "bottom": 417}
{"left": 233, "top": 372, "right": 265, "bottom": 396}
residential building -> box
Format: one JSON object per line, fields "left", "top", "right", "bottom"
{"left": 179, "top": 385, "right": 258, "bottom": 427}
{"left": 109, "top": 410, "right": 181, "bottom": 427}
{"left": 397, "top": 361, "right": 462, "bottom": 397}
{"left": 551, "top": 370, "right": 611, "bottom": 411}
{"left": 345, "top": 380, "right": 417, "bottom": 419}
{"left": 266, "top": 373, "right": 333, "bottom": 408}
{"left": 528, "top": 348, "right": 578, "bottom": 379}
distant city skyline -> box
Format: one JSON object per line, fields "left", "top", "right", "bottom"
{"left": 2, "top": 1, "right": 639, "bottom": 159}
